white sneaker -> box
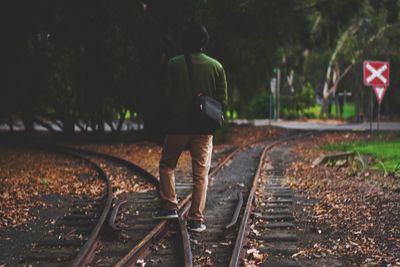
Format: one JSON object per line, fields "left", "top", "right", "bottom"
{"left": 188, "top": 221, "right": 206, "bottom": 232}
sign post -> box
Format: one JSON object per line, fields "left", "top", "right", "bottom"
{"left": 270, "top": 78, "right": 277, "bottom": 124}
{"left": 373, "top": 86, "right": 387, "bottom": 131}
{"left": 337, "top": 90, "right": 352, "bottom": 118}
{"left": 370, "top": 89, "right": 373, "bottom": 133}
{"left": 363, "top": 61, "right": 390, "bottom": 133}
{"left": 276, "top": 68, "right": 281, "bottom": 120}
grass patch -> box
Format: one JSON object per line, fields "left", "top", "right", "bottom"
{"left": 325, "top": 139, "right": 400, "bottom": 173}
{"left": 331, "top": 102, "right": 355, "bottom": 119}
{"left": 303, "top": 103, "right": 355, "bottom": 119}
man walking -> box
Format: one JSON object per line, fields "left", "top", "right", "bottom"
{"left": 153, "top": 24, "right": 227, "bottom": 233}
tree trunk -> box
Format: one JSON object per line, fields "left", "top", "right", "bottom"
{"left": 116, "top": 109, "right": 127, "bottom": 132}
{"left": 22, "top": 113, "right": 34, "bottom": 133}
{"left": 321, "top": 22, "right": 361, "bottom": 117}
{"left": 321, "top": 23, "right": 392, "bottom": 120}
{"left": 62, "top": 118, "right": 75, "bottom": 135}
{"left": 8, "top": 115, "right": 14, "bottom": 132}
{"left": 97, "top": 118, "right": 105, "bottom": 133}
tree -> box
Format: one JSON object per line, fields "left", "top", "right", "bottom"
{"left": 1, "top": 0, "right": 400, "bottom": 134}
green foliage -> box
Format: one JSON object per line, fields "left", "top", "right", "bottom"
{"left": 304, "top": 51, "right": 330, "bottom": 92}
{"left": 297, "top": 82, "right": 316, "bottom": 110}
{"left": 281, "top": 83, "right": 316, "bottom": 119}
{"left": 1, "top": 0, "right": 400, "bottom": 133}
{"left": 245, "top": 90, "right": 272, "bottom": 119}
{"left": 244, "top": 82, "right": 316, "bottom": 119}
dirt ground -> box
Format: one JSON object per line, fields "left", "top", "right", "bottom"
{"left": 1, "top": 127, "right": 398, "bottom": 266}
{"left": 0, "top": 126, "right": 284, "bottom": 265}
{"left": 287, "top": 132, "right": 400, "bottom": 266}
{"left": 0, "top": 147, "right": 104, "bottom": 229}
{"left": 0, "top": 126, "right": 282, "bottom": 230}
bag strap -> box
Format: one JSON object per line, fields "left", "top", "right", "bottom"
{"left": 184, "top": 53, "right": 196, "bottom": 92}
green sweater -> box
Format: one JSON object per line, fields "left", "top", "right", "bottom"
{"left": 164, "top": 52, "right": 228, "bottom": 133}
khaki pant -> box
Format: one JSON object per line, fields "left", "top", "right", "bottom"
{"left": 159, "top": 134, "right": 213, "bottom": 222}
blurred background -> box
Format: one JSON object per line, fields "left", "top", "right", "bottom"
{"left": 1, "top": 0, "right": 399, "bottom": 135}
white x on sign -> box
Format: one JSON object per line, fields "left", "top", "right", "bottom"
{"left": 366, "top": 63, "right": 387, "bottom": 84}
{"left": 363, "top": 61, "right": 390, "bottom": 87}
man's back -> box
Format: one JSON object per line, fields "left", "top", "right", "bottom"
{"left": 155, "top": 24, "right": 227, "bottom": 233}
{"left": 165, "top": 52, "right": 227, "bottom": 133}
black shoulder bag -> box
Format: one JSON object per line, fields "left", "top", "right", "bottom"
{"left": 184, "top": 54, "right": 224, "bottom": 133}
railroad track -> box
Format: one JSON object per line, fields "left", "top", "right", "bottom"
{"left": 247, "top": 143, "right": 302, "bottom": 267}
{"left": 18, "top": 142, "right": 239, "bottom": 267}
{"left": 20, "top": 145, "right": 114, "bottom": 267}
{"left": 138, "top": 135, "right": 310, "bottom": 266}
{"left": 113, "top": 144, "right": 242, "bottom": 267}
{"left": 126, "top": 133, "right": 309, "bottom": 267}
{"left": 18, "top": 133, "right": 308, "bottom": 267}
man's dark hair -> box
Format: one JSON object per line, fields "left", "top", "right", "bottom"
{"left": 182, "top": 24, "right": 209, "bottom": 52}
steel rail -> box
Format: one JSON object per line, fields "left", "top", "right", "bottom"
{"left": 228, "top": 133, "right": 313, "bottom": 267}
{"left": 58, "top": 145, "right": 159, "bottom": 185}
{"left": 225, "top": 191, "right": 243, "bottom": 233}
{"left": 115, "top": 146, "right": 243, "bottom": 266}
{"left": 56, "top": 142, "right": 267, "bottom": 267}
{"left": 109, "top": 200, "right": 128, "bottom": 231}
{"left": 17, "top": 143, "right": 114, "bottom": 267}
{"left": 178, "top": 202, "right": 193, "bottom": 267}
{"left": 26, "top": 143, "right": 162, "bottom": 267}
{"left": 228, "top": 142, "right": 272, "bottom": 267}
{"left": 47, "top": 148, "right": 114, "bottom": 267}
{"left": 38, "top": 144, "right": 160, "bottom": 267}
{"left": 26, "top": 142, "right": 158, "bottom": 186}
{"left": 14, "top": 133, "right": 310, "bottom": 267}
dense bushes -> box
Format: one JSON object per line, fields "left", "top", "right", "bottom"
{"left": 1, "top": 0, "right": 399, "bottom": 134}
{"left": 245, "top": 83, "right": 316, "bottom": 119}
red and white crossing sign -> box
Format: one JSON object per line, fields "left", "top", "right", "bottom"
{"left": 363, "top": 61, "right": 390, "bottom": 87}
{"left": 373, "top": 86, "right": 388, "bottom": 104}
